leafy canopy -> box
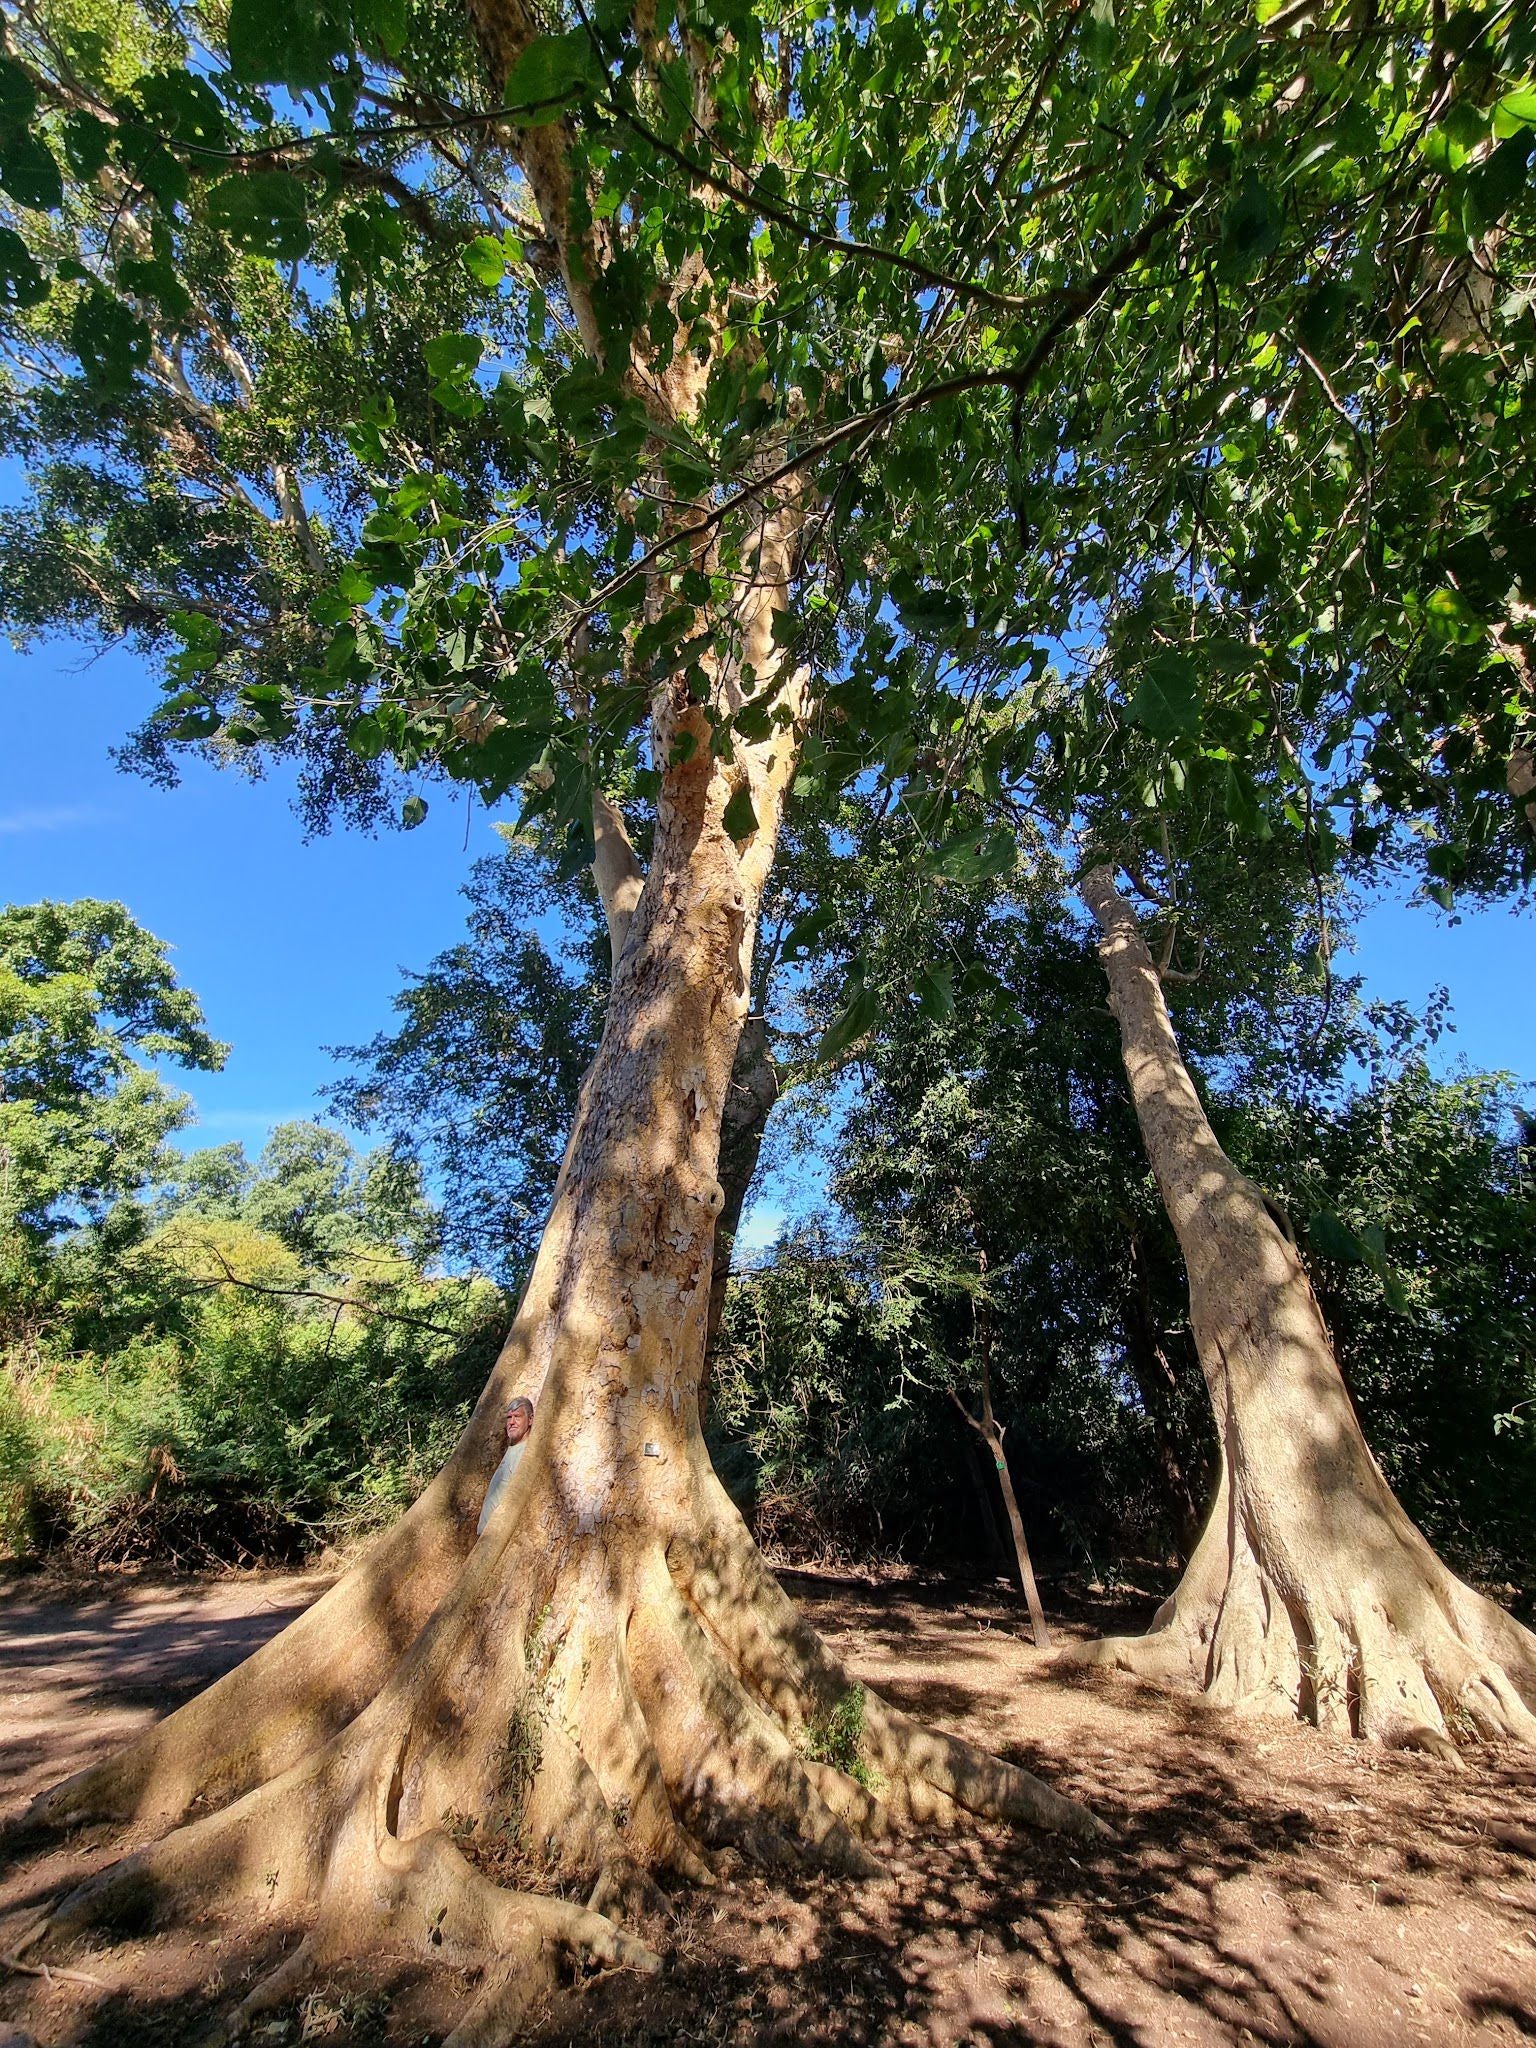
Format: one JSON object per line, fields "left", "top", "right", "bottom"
{"left": 2, "top": 0, "right": 1532, "bottom": 914}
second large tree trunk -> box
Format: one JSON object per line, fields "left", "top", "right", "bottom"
{"left": 1075, "top": 866, "right": 1536, "bottom": 1752}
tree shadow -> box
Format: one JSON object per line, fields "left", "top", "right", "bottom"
{"left": 5, "top": 1568, "right": 1535, "bottom": 2048}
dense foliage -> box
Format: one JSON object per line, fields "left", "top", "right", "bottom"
{"left": 0, "top": 899, "right": 505, "bottom": 1563}
{"left": 0, "top": 0, "right": 1532, "bottom": 1614}
{"left": 2, "top": 0, "right": 1533, "bottom": 917}
{"left": 717, "top": 866, "right": 1536, "bottom": 1605}
{"left": 0, "top": 897, "right": 225, "bottom": 1250}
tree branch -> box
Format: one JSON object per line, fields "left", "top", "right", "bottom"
{"left": 591, "top": 789, "right": 645, "bottom": 967}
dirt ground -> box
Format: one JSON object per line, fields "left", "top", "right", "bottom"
{"left": 2, "top": 1563, "right": 1535, "bottom": 2048}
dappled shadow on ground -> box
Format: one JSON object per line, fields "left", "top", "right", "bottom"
{"left": 0, "top": 1570, "right": 332, "bottom": 1814}
{"left": 2, "top": 1567, "right": 1534, "bottom": 2047}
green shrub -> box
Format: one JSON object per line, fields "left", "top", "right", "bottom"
{"left": 2, "top": 1220, "right": 506, "bottom": 1567}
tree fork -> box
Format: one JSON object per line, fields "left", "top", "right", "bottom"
{"left": 1072, "top": 865, "right": 1536, "bottom": 1751}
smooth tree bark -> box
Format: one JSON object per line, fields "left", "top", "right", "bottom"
{"left": 1074, "top": 865, "right": 1536, "bottom": 1752}
{"left": 16, "top": 21, "right": 1100, "bottom": 2043}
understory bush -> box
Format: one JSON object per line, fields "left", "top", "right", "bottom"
{"left": 2, "top": 1218, "right": 506, "bottom": 1568}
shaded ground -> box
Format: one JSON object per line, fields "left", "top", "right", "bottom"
{"left": 2, "top": 1563, "right": 1534, "bottom": 2046}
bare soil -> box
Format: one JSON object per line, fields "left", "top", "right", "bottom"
{"left": 2, "top": 1563, "right": 1534, "bottom": 2047}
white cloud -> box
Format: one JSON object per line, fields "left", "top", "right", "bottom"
{"left": 0, "top": 803, "right": 107, "bottom": 836}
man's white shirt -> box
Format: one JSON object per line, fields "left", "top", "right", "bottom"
{"left": 477, "top": 1440, "right": 525, "bottom": 1536}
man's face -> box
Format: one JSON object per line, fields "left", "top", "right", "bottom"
{"left": 505, "top": 1403, "right": 532, "bottom": 1446}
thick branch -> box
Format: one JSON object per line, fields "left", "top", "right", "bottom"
{"left": 591, "top": 789, "right": 645, "bottom": 967}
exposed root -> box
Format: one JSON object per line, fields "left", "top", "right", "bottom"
{"left": 22, "top": 1431, "right": 498, "bottom": 1834}
{"left": 630, "top": 1551, "right": 884, "bottom": 1876}
{"left": 216, "top": 1939, "right": 319, "bottom": 2046}
{"left": 25, "top": 1462, "right": 1108, "bottom": 2043}
{"left": 441, "top": 1952, "right": 558, "bottom": 2048}
{"left": 0, "top": 1950, "right": 112, "bottom": 1990}
{"left": 676, "top": 1504, "right": 1111, "bottom": 1841}
{"left": 1077, "top": 1513, "right": 1536, "bottom": 1755}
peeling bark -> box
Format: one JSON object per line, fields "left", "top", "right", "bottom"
{"left": 1073, "top": 866, "right": 1536, "bottom": 1752}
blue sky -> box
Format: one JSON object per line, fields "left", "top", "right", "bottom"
{"left": 3, "top": 632, "right": 1532, "bottom": 1258}
{"left": 1, "top": 637, "right": 512, "bottom": 1147}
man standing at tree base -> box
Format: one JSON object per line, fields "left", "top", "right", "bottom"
{"left": 477, "top": 1396, "right": 534, "bottom": 1536}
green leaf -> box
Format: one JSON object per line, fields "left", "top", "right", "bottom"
{"left": 461, "top": 235, "right": 507, "bottom": 288}
{"left": 1221, "top": 174, "right": 1282, "bottom": 271}
{"left": 927, "top": 827, "right": 1016, "bottom": 884}
{"left": 817, "top": 982, "right": 881, "bottom": 1065}
{"left": 0, "top": 226, "right": 48, "bottom": 308}
{"left": 71, "top": 294, "right": 151, "bottom": 392}
{"left": 914, "top": 965, "right": 955, "bottom": 1020}
{"left": 61, "top": 113, "right": 112, "bottom": 178}
{"left": 348, "top": 713, "right": 387, "bottom": 762}
{"left": 400, "top": 794, "right": 429, "bottom": 829}
{"left": 1129, "top": 651, "right": 1201, "bottom": 741}
{"left": 1358, "top": 1221, "right": 1387, "bottom": 1263}
{"left": 1307, "top": 1210, "right": 1362, "bottom": 1263}
{"left": 1493, "top": 86, "right": 1536, "bottom": 140}
{"left": 722, "top": 786, "right": 759, "bottom": 840}
{"left": 131, "top": 71, "right": 232, "bottom": 150}
{"left": 1296, "top": 280, "right": 1351, "bottom": 355}
{"left": 1423, "top": 585, "right": 1481, "bottom": 643}
{"left": 206, "top": 172, "right": 311, "bottom": 262}
{"left": 1222, "top": 763, "right": 1264, "bottom": 835}
{"left": 502, "top": 32, "right": 602, "bottom": 125}
{"left": 781, "top": 903, "right": 838, "bottom": 961}
{"left": 119, "top": 254, "right": 193, "bottom": 322}
{"left": 355, "top": 0, "right": 407, "bottom": 58}
{"left": 0, "top": 128, "right": 63, "bottom": 212}
{"left": 167, "top": 706, "right": 223, "bottom": 741}
{"left": 1079, "top": 0, "right": 1116, "bottom": 65}
{"left": 0, "top": 56, "right": 37, "bottom": 129}
{"left": 424, "top": 332, "right": 482, "bottom": 378}
{"left": 227, "top": 0, "right": 351, "bottom": 88}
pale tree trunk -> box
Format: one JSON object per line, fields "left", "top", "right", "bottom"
{"left": 1073, "top": 865, "right": 1536, "bottom": 1753}
{"left": 15, "top": 24, "right": 1099, "bottom": 2034}
{"left": 20, "top": 519, "right": 1095, "bottom": 2045}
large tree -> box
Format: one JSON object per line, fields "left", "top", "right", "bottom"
{"left": 1, "top": 0, "right": 1122, "bottom": 2024}
{"left": 5, "top": 0, "right": 1535, "bottom": 2028}
{"left": 1075, "top": 865, "right": 1536, "bottom": 1748}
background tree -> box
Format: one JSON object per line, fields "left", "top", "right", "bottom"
{"left": 0, "top": 896, "right": 224, "bottom": 1261}
{"left": 1077, "top": 864, "right": 1536, "bottom": 1749}
{"left": 327, "top": 843, "right": 605, "bottom": 1281}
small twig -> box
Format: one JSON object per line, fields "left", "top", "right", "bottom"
{"left": 2, "top": 1950, "right": 112, "bottom": 1989}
